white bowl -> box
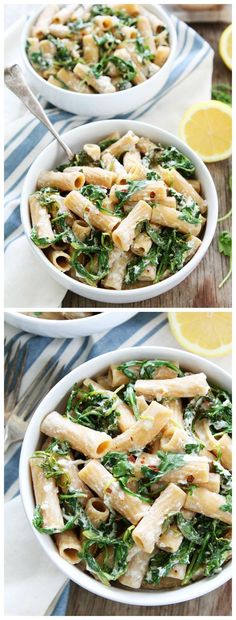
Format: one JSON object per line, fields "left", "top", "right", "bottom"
{"left": 19, "top": 346, "right": 232, "bottom": 606}
{"left": 21, "top": 119, "right": 218, "bottom": 304}
{"left": 21, "top": 4, "right": 177, "bottom": 117}
{"left": 4, "top": 310, "right": 137, "bottom": 338}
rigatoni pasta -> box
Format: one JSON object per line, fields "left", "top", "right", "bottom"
{"left": 30, "top": 357, "right": 231, "bottom": 589}
{"left": 26, "top": 4, "right": 170, "bottom": 94}
{"left": 29, "top": 131, "right": 207, "bottom": 290}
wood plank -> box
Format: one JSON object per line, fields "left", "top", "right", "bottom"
{"left": 66, "top": 580, "right": 232, "bottom": 616}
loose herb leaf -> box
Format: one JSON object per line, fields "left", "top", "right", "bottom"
{"left": 218, "top": 231, "right": 232, "bottom": 289}
{"left": 149, "top": 145, "right": 195, "bottom": 178}
{"left": 212, "top": 83, "right": 232, "bottom": 105}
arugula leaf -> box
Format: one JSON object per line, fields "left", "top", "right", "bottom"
{"left": 102, "top": 451, "right": 151, "bottom": 503}
{"left": 146, "top": 170, "right": 160, "bottom": 180}
{"left": 34, "top": 186, "right": 60, "bottom": 208}
{"left": 213, "top": 460, "right": 232, "bottom": 495}
{"left": 79, "top": 525, "right": 134, "bottom": 585}
{"left": 115, "top": 179, "right": 148, "bottom": 211}
{"left": 145, "top": 539, "right": 194, "bottom": 584}
{"left": 94, "top": 32, "right": 119, "bottom": 52}
{"left": 48, "top": 36, "right": 77, "bottom": 70}
{"left": 66, "top": 384, "right": 120, "bottom": 435}
{"left": 109, "top": 56, "right": 137, "bottom": 81}
{"left": 80, "top": 184, "right": 108, "bottom": 212}
{"left": 212, "top": 83, "right": 232, "bottom": 105}
{"left": 182, "top": 516, "right": 231, "bottom": 584}
{"left": 57, "top": 150, "right": 100, "bottom": 171}
{"left": 150, "top": 145, "right": 195, "bottom": 178}
{"left": 70, "top": 231, "right": 112, "bottom": 285}
{"left": 177, "top": 513, "right": 202, "bottom": 543}
{"left": 67, "top": 19, "right": 90, "bottom": 33}
{"left": 99, "top": 136, "right": 118, "bottom": 151}
{"left": 29, "top": 51, "right": 51, "bottom": 70}
{"left": 169, "top": 188, "right": 202, "bottom": 225}
{"left": 183, "top": 389, "right": 232, "bottom": 436}
{"left": 123, "top": 383, "right": 140, "bottom": 419}
{"left": 115, "top": 9, "right": 138, "bottom": 26}
{"left": 220, "top": 495, "right": 232, "bottom": 513}
{"left": 145, "top": 225, "right": 191, "bottom": 278}
{"left": 118, "top": 359, "right": 183, "bottom": 381}
{"left": 184, "top": 442, "right": 204, "bottom": 454}
{"left": 124, "top": 245, "right": 160, "bottom": 284}
{"left": 138, "top": 451, "right": 185, "bottom": 494}
{"left": 90, "top": 4, "right": 114, "bottom": 16}
{"left": 218, "top": 231, "right": 232, "bottom": 288}
{"left": 135, "top": 37, "right": 154, "bottom": 63}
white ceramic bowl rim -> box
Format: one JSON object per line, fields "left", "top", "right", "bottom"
{"left": 21, "top": 119, "right": 218, "bottom": 303}
{"left": 6, "top": 310, "right": 103, "bottom": 326}
{"left": 21, "top": 4, "right": 177, "bottom": 100}
{"left": 19, "top": 346, "right": 232, "bottom": 606}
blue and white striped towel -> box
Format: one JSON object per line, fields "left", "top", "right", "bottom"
{"left": 4, "top": 312, "right": 231, "bottom": 616}
{"left": 4, "top": 13, "right": 214, "bottom": 307}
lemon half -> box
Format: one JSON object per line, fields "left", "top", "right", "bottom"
{"left": 168, "top": 312, "right": 232, "bottom": 358}
{"left": 219, "top": 24, "right": 232, "bottom": 70}
{"left": 179, "top": 100, "right": 232, "bottom": 162}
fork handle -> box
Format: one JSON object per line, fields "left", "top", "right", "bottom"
{"left": 4, "top": 64, "right": 74, "bottom": 161}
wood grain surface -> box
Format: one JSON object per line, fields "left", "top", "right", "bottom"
{"left": 62, "top": 19, "right": 232, "bottom": 310}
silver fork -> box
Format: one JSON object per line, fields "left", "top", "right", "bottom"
{"left": 4, "top": 340, "right": 64, "bottom": 452}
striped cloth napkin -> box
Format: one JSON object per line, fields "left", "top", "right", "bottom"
{"left": 4, "top": 14, "right": 214, "bottom": 307}
{"left": 4, "top": 312, "right": 231, "bottom": 615}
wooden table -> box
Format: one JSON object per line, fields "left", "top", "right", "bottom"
{"left": 62, "top": 19, "right": 232, "bottom": 309}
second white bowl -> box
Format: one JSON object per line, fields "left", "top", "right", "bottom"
{"left": 20, "top": 119, "right": 218, "bottom": 304}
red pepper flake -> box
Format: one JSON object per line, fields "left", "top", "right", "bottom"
{"left": 148, "top": 465, "right": 159, "bottom": 472}
{"left": 120, "top": 178, "right": 127, "bottom": 185}
{"left": 106, "top": 487, "right": 112, "bottom": 494}
{"left": 187, "top": 475, "right": 194, "bottom": 483}
{"left": 128, "top": 455, "right": 136, "bottom": 463}
{"left": 150, "top": 192, "right": 156, "bottom": 199}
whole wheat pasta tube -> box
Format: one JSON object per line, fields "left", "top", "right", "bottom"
{"left": 138, "top": 265, "right": 156, "bottom": 282}
{"left": 73, "top": 63, "right": 116, "bottom": 94}
{"left": 123, "top": 149, "right": 141, "bottom": 171}
{"left": 134, "top": 373, "right": 210, "bottom": 399}
{"left": 102, "top": 248, "right": 131, "bottom": 290}
{"left": 54, "top": 530, "right": 82, "bottom": 564}
{"left": 32, "top": 5, "right": 59, "bottom": 38}
{"left": 48, "top": 24, "right": 71, "bottom": 37}
{"left": 94, "top": 14, "right": 118, "bottom": 30}
{"left": 160, "top": 428, "right": 194, "bottom": 452}
{"left": 151, "top": 204, "right": 203, "bottom": 236}
{"left": 154, "top": 45, "right": 170, "bottom": 67}
{"left": 30, "top": 456, "right": 64, "bottom": 530}
{"left": 111, "top": 401, "right": 173, "bottom": 452}
{"left": 57, "top": 457, "right": 92, "bottom": 505}
{"left": 85, "top": 497, "right": 109, "bottom": 528}
{"left": 158, "top": 525, "right": 183, "bottom": 553}
{"left": 64, "top": 190, "right": 120, "bottom": 233}
{"left": 72, "top": 219, "right": 91, "bottom": 241}
{"left": 119, "top": 549, "right": 151, "bottom": 588}
{"left": 136, "top": 395, "right": 149, "bottom": 415}
{"left": 39, "top": 39, "right": 56, "bottom": 55}
{"left": 79, "top": 460, "right": 149, "bottom": 525}
{"left": 47, "top": 249, "right": 71, "bottom": 272}
{"left": 48, "top": 75, "right": 67, "bottom": 88}
{"left": 134, "top": 453, "right": 209, "bottom": 484}
{"left": 157, "top": 166, "right": 207, "bottom": 213}
{"left": 84, "top": 143, "right": 101, "bottom": 161}
{"left": 162, "top": 398, "right": 183, "bottom": 427}
{"left": 116, "top": 4, "right": 141, "bottom": 16}
{"left": 101, "top": 152, "right": 127, "bottom": 183}
{"left": 37, "top": 170, "right": 85, "bottom": 192}
{"left": 137, "top": 15, "right": 156, "bottom": 54}
{"left": 56, "top": 68, "right": 88, "bottom": 93}
{"left": 83, "top": 34, "right": 99, "bottom": 64}
{"left": 131, "top": 232, "right": 152, "bottom": 256}
{"left": 112, "top": 200, "right": 152, "bottom": 251}
{"left": 199, "top": 473, "right": 220, "bottom": 493}
{"left": 132, "top": 483, "right": 186, "bottom": 552}
{"left": 83, "top": 378, "right": 135, "bottom": 431}
{"left": 103, "top": 130, "right": 139, "bottom": 157}
{"left": 41, "top": 411, "right": 112, "bottom": 458}
{"left": 218, "top": 434, "right": 232, "bottom": 470}
{"left": 194, "top": 419, "right": 219, "bottom": 452}
{"left": 64, "top": 166, "right": 115, "bottom": 189}
{"left": 110, "top": 180, "right": 166, "bottom": 205}
{"left": 52, "top": 4, "right": 79, "bottom": 24}
{"left": 29, "top": 195, "right": 54, "bottom": 245}
{"left": 184, "top": 487, "right": 232, "bottom": 525}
